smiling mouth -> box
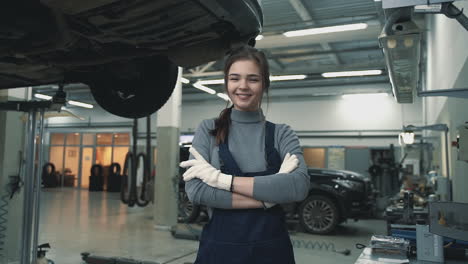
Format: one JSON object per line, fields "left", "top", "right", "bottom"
{"left": 235, "top": 93, "right": 252, "bottom": 97}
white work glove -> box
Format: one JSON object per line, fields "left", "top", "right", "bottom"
{"left": 264, "top": 153, "right": 300, "bottom": 209}
{"left": 180, "top": 147, "right": 233, "bottom": 191}
{"left": 279, "top": 153, "right": 299, "bottom": 174}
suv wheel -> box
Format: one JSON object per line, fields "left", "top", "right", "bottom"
{"left": 298, "top": 195, "right": 339, "bottom": 234}
{"left": 178, "top": 189, "right": 200, "bottom": 223}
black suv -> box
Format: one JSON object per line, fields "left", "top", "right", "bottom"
{"left": 179, "top": 161, "right": 376, "bottom": 235}
{"left": 0, "top": 0, "right": 262, "bottom": 118}
{"left": 285, "top": 168, "right": 376, "bottom": 234}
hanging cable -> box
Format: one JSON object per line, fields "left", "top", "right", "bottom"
{"left": 0, "top": 151, "right": 24, "bottom": 257}
{"left": 121, "top": 117, "right": 151, "bottom": 207}
{"left": 0, "top": 188, "right": 11, "bottom": 257}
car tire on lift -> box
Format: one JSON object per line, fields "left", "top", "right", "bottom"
{"left": 298, "top": 195, "right": 339, "bottom": 234}
{"left": 85, "top": 55, "right": 178, "bottom": 119}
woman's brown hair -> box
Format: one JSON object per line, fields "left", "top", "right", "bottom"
{"left": 210, "top": 46, "right": 270, "bottom": 144}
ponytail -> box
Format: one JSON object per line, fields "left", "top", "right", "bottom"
{"left": 210, "top": 105, "right": 233, "bottom": 145}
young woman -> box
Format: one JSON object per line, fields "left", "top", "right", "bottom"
{"left": 180, "top": 46, "right": 310, "bottom": 264}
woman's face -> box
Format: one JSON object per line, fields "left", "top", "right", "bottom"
{"left": 227, "top": 59, "right": 264, "bottom": 112}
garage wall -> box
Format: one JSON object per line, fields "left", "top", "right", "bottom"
{"left": 46, "top": 104, "right": 133, "bottom": 126}
{"left": 45, "top": 104, "right": 157, "bottom": 146}
{"left": 424, "top": 2, "right": 468, "bottom": 203}
{"left": 425, "top": 6, "right": 468, "bottom": 125}
{"left": 181, "top": 94, "right": 423, "bottom": 147}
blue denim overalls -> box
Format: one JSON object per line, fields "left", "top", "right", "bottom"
{"left": 194, "top": 121, "right": 295, "bottom": 264}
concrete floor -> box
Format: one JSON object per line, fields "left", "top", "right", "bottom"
{"left": 38, "top": 189, "right": 387, "bottom": 264}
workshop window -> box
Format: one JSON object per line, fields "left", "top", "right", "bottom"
{"left": 63, "top": 146, "right": 80, "bottom": 187}
{"left": 303, "top": 147, "right": 326, "bottom": 168}
{"left": 48, "top": 132, "right": 130, "bottom": 188}
{"left": 50, "top": 133, "right": 65, "bottom": 145}
{"left": 96, "top": 133, "right": 113, "bottom": 145}
{"left": 49, "top": 146, "right": 64, "bottom": 172}
{"left": 95, "top": 146, "right": 113, "bottom": 166}
{"left": 114, "top": 133, "right": 130, "bottom": 145}
{"left": 82, "top": 133, "right": 95, "bottom": 145}
{"left": 66, "top": 133, "right": 80, "bottom": 145}
{"left": 113, "top": 147, "right": 129, "bottom": 167}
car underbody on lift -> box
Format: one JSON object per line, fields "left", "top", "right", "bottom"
{"left": 0, "top": 0, "right": 262, "bottom": 118}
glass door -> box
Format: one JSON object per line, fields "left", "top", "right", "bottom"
{"left": 63, "top": 146, "right": 80, "bottom": 187}
{"left": 81, "top": 147, "right": 94, "bottom": 189}
{"left": 95, "top": 146, "right": 112, "bottom": 189}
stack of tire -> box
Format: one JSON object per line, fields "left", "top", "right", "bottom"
{"left": 88, "top": 164, "right": 104, "bottom": 191}
{"left": 107, "top": 163, "right": 121, "bottom": 192}
{"left": 41, "top": 163, "right": 58, "bottom": 188}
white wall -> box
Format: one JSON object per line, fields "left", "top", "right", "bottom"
{"left": 424, "top": 2, "right": 468, "bottom": 202}
{"left": 181, "top": 94, "right": 423, "bottom": 147}
{"left": 425, "top": 5, "right": 468, "bottom": 125}
{"left": 264, "top": 95, "right": 422, "bottom": 131}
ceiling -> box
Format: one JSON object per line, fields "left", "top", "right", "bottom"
{"left": 181, "top": 0, "right": 390, "bottom": 101}
{"left": 35, "top": 0, "right": 392, "bottom": 104}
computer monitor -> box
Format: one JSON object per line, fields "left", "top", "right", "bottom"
{"left": 179, "top": 134, "right": 194, "bottom": 145}
{"left": 429, "top": 201, "right": 468, "bottom": 241}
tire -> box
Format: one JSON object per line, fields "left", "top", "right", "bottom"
{"left": 178, "top": 189, "right": 200, "bottom": 223}
{"left": 298, "top": 195, "right": 339, "bottom": 234}
{"left": 42, "top": 162, "right": 56, "bottom": 187}
{"left": 86, "top": 55, "right": 178, "bottom": 119}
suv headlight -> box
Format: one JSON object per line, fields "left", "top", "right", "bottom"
{"left": 332, "top": 179, "right": 364, "bottom": 191}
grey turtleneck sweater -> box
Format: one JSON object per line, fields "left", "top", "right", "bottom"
{"left": 185, "top": 108, "right": 310, "bottom": 210}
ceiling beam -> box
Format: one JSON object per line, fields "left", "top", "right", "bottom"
{"left": 270, "top": 46, "right": 381, "bottom": 60}
{"left": 262, "top": 15, "right": 378, "bottom": 32}
{"left": 191, "top": 61, "right": 216, "bottom": 75}
{"left": 270, "top": 58, "right": 286, "bottom": 70}
{"left": 288, "top": 0, "right": 342, "bottom": 65}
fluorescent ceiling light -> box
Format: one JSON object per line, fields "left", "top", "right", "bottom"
{"left": 270, "top": 75, "right": 307, "bottom": 81}
{"left": 322, "top": 70, "right": 382, "bottom": 78}
{"left": 68, "top": 100, "right": 94, "bottom": 109}
{"left": 255, "top": 35, "right": 264, "bottom": 41}
{"left": 217, "top": 93, "right": 231, "bottom": 101}
{"left": 342, "top": 93, "right": 388, "bottom": 100}
{"left": 181, "top": 77, "right": 190, "bottom": 84}
{"left": 283, "top": 23, "right": 368, "bottom": 37}
{"left": 193, "top": 82, "right": 216, "bottom": 94}
{"left": 198, "top": 79, "right": 224, "bottom": 85}
{"left": 35, "top": 93, "right": 93, "bottom": 109}
{"left": 34, "top": 93, "right": 52, "bottom": 100}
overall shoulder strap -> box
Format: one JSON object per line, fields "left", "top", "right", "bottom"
{"left": 218, "top": 138, "right": 243, "bottom": 176}
{"left": 265, "top": 121, "right": 275, "bottom": 151}
{"left": 265, "top": 121, "right": 282, "bottom": 173}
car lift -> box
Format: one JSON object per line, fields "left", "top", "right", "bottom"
{"left": 0, "top": 86, "right": 66, "bottom": 264}
{"left": 1, "top": 87, "right": 199, "bottom": 264}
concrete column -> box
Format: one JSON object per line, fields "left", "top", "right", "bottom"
{"left": 154, "top": 68, "right": 182, "bottom": 230}
{"left": 0, "top": 88, "right": 29, "bottom": 263}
